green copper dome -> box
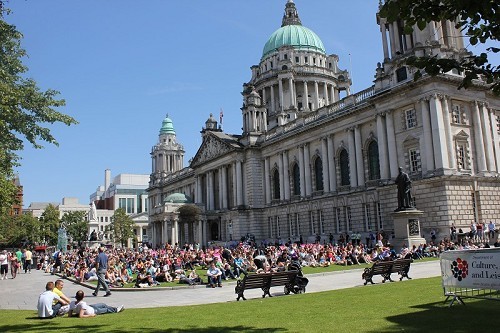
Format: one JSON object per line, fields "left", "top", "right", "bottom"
{"left": 262, "top": 25, "right": 326, "bottom": 59}
{"left": 159, "top": 114, "right": 175, "bottom": 135}
{"left": 164, "top": 193, "right": 192, "bottom": 204}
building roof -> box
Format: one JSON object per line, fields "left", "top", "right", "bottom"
{"left": 164, "top": 193, "right": 193, "bottom": 204}
{"left": 159, "top": 114, "right": 175, "bottom": 135}
{"left": 262, "top": 24, "right": 326, "bottom": 59}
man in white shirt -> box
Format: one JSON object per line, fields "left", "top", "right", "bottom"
{"left": 206, "top": 262, "right": 222, "bottom": 288}
{"left": 68, "top": 290, "right": 124, "bottom": 318}
{"left": 0, "top": 250, "right": 8, "bottom": 280}
{"left": 37, "top": 281, "right": 68, "bottom": 318}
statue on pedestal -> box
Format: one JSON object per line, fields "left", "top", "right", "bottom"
{"left": 395, "top": 167, "right": 413, "bottom": 211}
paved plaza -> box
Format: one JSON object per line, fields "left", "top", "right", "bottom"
{"left": 0, "top": 260, "right": 441, "bottom": 311}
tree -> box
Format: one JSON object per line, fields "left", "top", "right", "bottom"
{"left": 379, "top": 0, "right": 499, "bottom": 95}
{"left": 177, "top": 204, "right": 201, "bottom": 224}
{"left": 60, "top": 211, "right": 88, "bottom": 246}
{"left": 0, "top": 3, "right": 78, "bottom": 214}
{"left": 39, "top": 204, "right": 60, "bottom": 245}
{"left": 0, "top": 213, "right": 40, "bottom": 247}
{"left": 108, "top": 208, "right": 135, "bottom": 248}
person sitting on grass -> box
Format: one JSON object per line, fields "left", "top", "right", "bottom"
{"left": 68, "top": 290, "right": 124, "bottom": 318}
{"left": 37, "top": 281, "right": 68, "bottom": 319}
{"left": 207, "top": 262, "right": 222, "bottom": 288}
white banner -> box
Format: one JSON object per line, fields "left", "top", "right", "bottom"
{"left": 441, "top": 248, "right": 500, "bottom": 290}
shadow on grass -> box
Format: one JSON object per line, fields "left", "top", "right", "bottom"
{"left": 0, "top": 323, "right": 286, "bottom": 333}
{"left": 367, "top": 299, "right": 495, "bottom": 333}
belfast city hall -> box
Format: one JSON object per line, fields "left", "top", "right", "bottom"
{"left": 146, "top": 1, "right": 500, "bottom": 247}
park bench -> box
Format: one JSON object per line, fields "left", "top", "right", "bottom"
{"left": 234, "top": 270, "right": 302, "bottom": 301}
{"left": 362, "top": 258, "right": 412, "bottom": 285}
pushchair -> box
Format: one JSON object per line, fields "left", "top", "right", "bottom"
{"left": 286, "top": 261, "right": 309, "bottom": 294}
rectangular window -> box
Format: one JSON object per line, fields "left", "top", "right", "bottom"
{"left": 405, "top": 109, "right": 417, "bottom": 129}
{"left": 345, "top": 206, "right": 352, "bottom": 232}
{"left": 408, "top": 148, "right": 420, "bottom": 173}
{"left": 365, "top": 204, "right": 371, "bottom": 232}
{"left": 295, "top": 56, "right": 299, "bottom": 63}
{"left": 377, "top": 202, "right": 383, "bottom": 230}
{"left": 452, "top": 105, "right": 461, "bottom": 124}
{"left": 119, "top": 198, "right": 126, "bottom": 210}
{"left": 276, "top": 216, "right": 281, "bottom": 237}
{"left": 295, "top": 213, "right": 300, "bottom": 237}
{"left": 305, "top": 57, "right": 308, "bottom": 63}
{"left": 318, "top": 210, "right": 324, "bottom": 234}
{"left": 127, "top": 198, "right": 134, "bottom": 214}
{"left": 457, "top": 144, "right": 465, "bottom": 170}
{"left": 310, "top": 211, "right": 316, "bottom": 234}
{"left": 335, "top": 208, "right": 341, "bottom": 233}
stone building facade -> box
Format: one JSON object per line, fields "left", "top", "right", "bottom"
{"left": 147, "top": 0, "right": 500, "bottom": 247}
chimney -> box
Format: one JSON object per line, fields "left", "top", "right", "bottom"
{"left": 104, "top": 169, "right": 111, "bottom": 192}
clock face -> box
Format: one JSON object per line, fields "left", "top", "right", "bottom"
{"left": 408, "top": 219, "right": 419, "bottom": 236}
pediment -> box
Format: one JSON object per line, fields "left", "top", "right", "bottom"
{"left": 190, "top": 133, "right": 241, "bottom": 167}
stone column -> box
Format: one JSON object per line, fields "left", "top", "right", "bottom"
{"left": 208, "top": 171, "right": 214, "bottom": 210}
{"left": 354, "top": 125, "right": 364, "bottom": 186}
{"left": 420, "top": 98, "right": 435, "bottom": 172}
{"left": 270, "top": 85, "right": 275, "bottom": 114}
{"left": 330, "top": 85, "right": 336, "bottom": 103}
{"left": 303, "top": 81, "right": 309, "bottom": 110}
{"left": 472, "top": 101, "right": 487, "bottom": 172}
{"left": 304, "top": 143, "right": 312, "bottom": 196}
{"left": 385, "top": 110, "right": 399, "bottom": 178}
{"left": 489, "top": 108, "right": 500, "bottom": 173}
{"left": 347, "top": 128, "right": 358, "bottom": 186}
{"left": 173, "top": 218, "right": 179, "bottom": 246}
{"left": 278, "top": 79, "right": 284, "bottom": 112}
{"left": 198, "top": 219, "right": 203, "bottom": 244}
{"left": 232, "top": 163, "right": 238, "bottom": 207}
{"left": 441, "top": 96, "right": 455, "bottom": 169}
{"left": 321, "top": 138, "right": 330, "bottom": 192}
{"left": 236, "top": 160, "right": 243, "bottom": 206}
{"left": 481, "top": 102, "right": 496, "bottom": 172}
{"left": 289, "top": 77, "right": 295, "bottom": 108}
{"left": 218, "top": 169, "right": 223, "bottom": 210}
{"left": 264, "top": 157, "right": 271, "bottom": 204}
{"left": 393, "top": 22, "right": 401, "bottom": 53}
{"left": 323, "top": 82, "right": 329, "bottom": 106}
{"left": 388, "top": 23, "right": 396, "bottom": 57}
{"left": 221, "top": 166, "right": 228, "bottom": 209}
{"left": 279, "top": 153, "right": 285, "bottom": 201}
{"left": 429, "top": 94, "right": 449, "bottom": 169}
{"left": 314, "top": 81, "right": 319, "bottom": 110}
{"left": 299, "top": 145, "right": 305, "bottom": 196}
{"left": 327, "top": 135, "right": 337, "bottom": 191}
{"left": 380, "top": 21, "right": 389, "bottom": 59}
{"left": 376, "top": 113, "right": 389, "bottom": 179}
{"left": 283, "top": 151, "right": 290, "bottom": 200}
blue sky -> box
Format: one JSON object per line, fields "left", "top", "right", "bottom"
{"left": 4, "top": 0, "right": 497, "bottom": 207}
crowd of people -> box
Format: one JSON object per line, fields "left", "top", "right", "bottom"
{"left": 24, "top": 226, "right": 496, "bottom": 292}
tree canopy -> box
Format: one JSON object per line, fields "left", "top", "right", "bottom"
{"left": 379, "top": 0, "right": 499, "bottom": 94}
{"left": 0, "top": 3, "right": 78, "bottom": 214}
{"left": 60, "top": 211, "right": 88, "bottom": 245}
{"left": 108, "top": 208, "right": 135, "bottom": 247}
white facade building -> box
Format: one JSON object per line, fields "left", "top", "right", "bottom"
{"left": 148, "top": 0, "right": 500, "bottom": 247}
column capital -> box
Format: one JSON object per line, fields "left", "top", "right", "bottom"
{"left": 419, "top": 96, "right": 430, "bottom": 103}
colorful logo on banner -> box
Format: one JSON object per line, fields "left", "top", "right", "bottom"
{"left": 451, "top": 258, "right": 469, "bottom": 281}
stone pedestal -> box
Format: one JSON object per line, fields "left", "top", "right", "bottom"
{"left": 391, "top": 209, "right": 426, "bottom": 251}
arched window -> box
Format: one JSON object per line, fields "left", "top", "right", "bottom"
{"left": 272, "top": 169, "right": 280, "bottom": 200}
{"left": 339, "top": 149, "right": 350, "bottom": 186}
{"left": 368, "top": 141, "right": 381, "bottom": 180}
{"left": 293, "top": 164, "right": 301, "bottom": 196}
{"left": 314, "top": 157, "right": 324, "bottom": 191}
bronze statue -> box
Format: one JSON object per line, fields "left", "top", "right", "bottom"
{"left": 395, "top": 167, "right": 413, "bottom": 211}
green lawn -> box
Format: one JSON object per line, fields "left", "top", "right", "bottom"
{"left": 1, "top": 276, "right": 495, "bottom": 333}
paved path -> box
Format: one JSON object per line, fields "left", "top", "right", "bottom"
{"left": 0, "top": 260, "right": 441, "bottom": 310}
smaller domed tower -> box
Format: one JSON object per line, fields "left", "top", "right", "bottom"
{"left": 150, "top": 115, "right": 185, "bottom": 179}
